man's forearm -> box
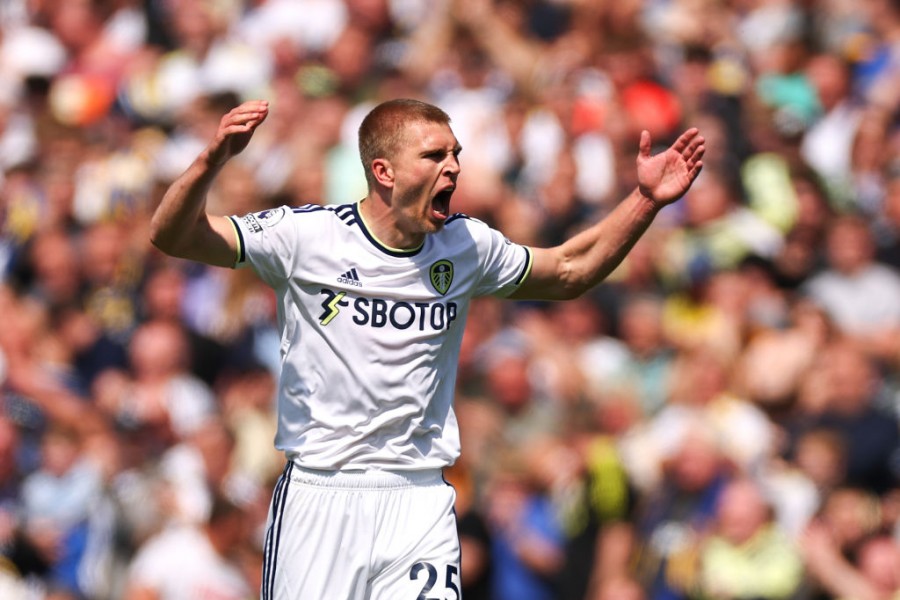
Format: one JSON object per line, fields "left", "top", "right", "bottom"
{"left": 149, "top": 150, "right": 224, "bottom": 259}
{"left": 511, "top": 188, "right": 660, "bottom": 301}
{"left": 556, "top": 188, "right": 660, "bottom": 294}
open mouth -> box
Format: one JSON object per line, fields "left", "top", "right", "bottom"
{"left": 431, "top": 188, "right": 454, "bottom": 220}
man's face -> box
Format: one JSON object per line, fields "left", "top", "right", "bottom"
{"left": 386, "top": 120, "right": 461, "bottom": 240}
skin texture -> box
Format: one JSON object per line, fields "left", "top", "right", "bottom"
{"left": 150, "top": 99, "right": 704, "bottom": 301}
{"left": 359, "top": 118, "right": 462, "bottom": 249}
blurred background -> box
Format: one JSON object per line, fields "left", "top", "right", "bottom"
{"left": 0, "top": 0, "right": 898, "bottom": 599}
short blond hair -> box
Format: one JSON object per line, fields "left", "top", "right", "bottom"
{"left": 357, "top": 99, "right": 451, "bottom": 187}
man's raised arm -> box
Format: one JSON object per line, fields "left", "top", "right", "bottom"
{"left": 149, "top": 100, "right": 269, "bottom": 267}
{"left": 510, "top": 128, "right": 705, "bottom": 301}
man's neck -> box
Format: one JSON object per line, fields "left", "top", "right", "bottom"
{"left": 358, "top": 196, "right": 425, "bottom": 250}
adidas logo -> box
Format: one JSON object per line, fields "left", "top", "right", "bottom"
{"left": 337, "top": 268, "right": 363, "bottom": 287}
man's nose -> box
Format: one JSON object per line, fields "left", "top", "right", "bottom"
{"left": 444, "top": 155, "right": 460, "bottom": 177}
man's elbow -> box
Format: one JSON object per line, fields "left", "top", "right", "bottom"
{"left": 149, "top": 234, "right": 173, "bottom": 256}
{"left": 555, "top": 263, "right": 600, "bottom": 300}
{"left": 148, "top": 226, "right": 169, "bottom": 255}
{"left": 148, "top": 217, "right": 184, "bottom": 258}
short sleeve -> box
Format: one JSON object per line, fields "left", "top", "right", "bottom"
{"left": 471, "top": 222, "right": 533, "bottom": 297}
{"left": 229, "top": 206, "right": 297, "bottom": 287}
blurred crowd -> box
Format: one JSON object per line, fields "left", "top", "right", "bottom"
{"left": 0, "top": 0, "right": 899, "bottom": 599}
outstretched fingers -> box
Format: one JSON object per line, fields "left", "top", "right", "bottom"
{"left": 684, "top": 132, "right": 704, "bottom": 157}
{"left": 671, "top": 127, "right": 700, "bottom": 153}
{"left": 688, "top": 155, "right": 704, "bottom": 179}
{"left": 222, "top": 101, "right": 269, "bottom": 131}
{"left": 211, "top": 100, "right": 270, "bottom": 161}
{"left": 679, "top": 129, "right": 705, "bottom": 179}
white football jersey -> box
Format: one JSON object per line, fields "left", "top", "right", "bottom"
{"left": 229, "top": 202, "right": 532, "bottom": 471}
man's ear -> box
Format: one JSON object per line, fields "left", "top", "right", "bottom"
{"left": 372, "top": 158, "right": 394, "bottom": 187}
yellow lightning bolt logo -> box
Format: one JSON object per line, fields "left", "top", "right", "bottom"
{"left": 319, "top": 290, "right": 347, "bottom": 325}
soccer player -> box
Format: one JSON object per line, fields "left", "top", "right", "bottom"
{"left": 149, "top": 98, "right": 704, "bottom": 599}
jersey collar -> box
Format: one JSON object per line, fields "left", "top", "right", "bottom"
{"left": 353, "top": 201, "right": 426, "bottom": 258}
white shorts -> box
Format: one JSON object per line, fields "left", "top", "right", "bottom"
{"left": 261, "top": 461, "right": 462, "bottom": 600}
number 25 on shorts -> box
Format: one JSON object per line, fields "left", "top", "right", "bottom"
{"left": 410, "top": 562, "right": 460, "bottom": 600}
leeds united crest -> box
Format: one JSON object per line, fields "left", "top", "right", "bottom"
{"left": 429, "top": 260, "right": 453, "bottom": 295}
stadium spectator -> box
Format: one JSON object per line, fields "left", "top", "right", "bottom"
{"left": 785, "top": 339, "right": 900, "bottom": 495}
{"left": 800, "top": 519, "right": 900, "bottom": 600}
{"left": 125, "top": 494, "right": 253, "bottom": 600}
{"left": 484, "top": 447, "right": 565, "bottom": 600}
{"left": 690, "top": 478, "right": 804, "bottom": 599}
{"left": 803, "top": 214, "right": 900, "bottom": 361}
{"left": 93, "top": 319, "right": 216, "bottom": 452}
{"left": 630, "top": 426, "right": 732, "bottom": 599}
{"left": 17, "top": 425, "right": 105, "bottom": 597}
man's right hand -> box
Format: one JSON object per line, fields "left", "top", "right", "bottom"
{"left": 207, "top": 100, "right": 269, "bottom": 165}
